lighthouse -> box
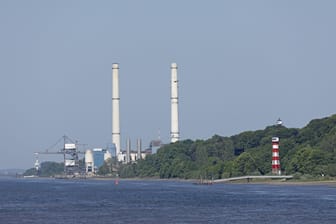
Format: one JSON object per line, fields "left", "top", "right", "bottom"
{"left": 272, "top": 137, "right": 281, "bottom": 175}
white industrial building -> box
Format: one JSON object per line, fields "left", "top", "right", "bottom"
{"left": 85, "top": 148, "right": 112, "bottom": 175}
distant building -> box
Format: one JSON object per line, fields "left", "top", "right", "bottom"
{"left": 118, "top": 138, "right": 154, "bottom": 164}
{"left": 93, "top": 148, "right": 106, "bottom": 171}
{"left": 276, "top": 118, "right": 283, "bottom": 126}
{"left": 120, "top": 150, "right": 148, "bottom": 164}
{"left": 85, "top": 150, "right": 93, "bottom": 174}
{"left": 85, "top": 148, "right": 112, "bottom": 174}
{"left": 150, "top": 139, "right": 163, "bottom": 154}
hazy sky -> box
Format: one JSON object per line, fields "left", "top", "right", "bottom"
{"left": 1, "top": 1, "right": 335, "bottom": 169}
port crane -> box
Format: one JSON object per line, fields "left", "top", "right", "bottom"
{"left": 34, "top": 135, "right": 85, "bottom": 176}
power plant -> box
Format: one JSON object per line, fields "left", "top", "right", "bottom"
{"left": 111, "top": 63, "right": 178, "bottom": 163}
{"left": 31, "top": 63, "right": 286, "bottom": 179}
{"left": 34, "top": 63, "right": 178, "bottom": 176}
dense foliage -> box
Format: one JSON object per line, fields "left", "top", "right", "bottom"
{"left": 23, "top": 161, "right": 64, "bottom": 177}
{"left": 97, "top": 158, "right": 119, "bottom": 176}
{"left": 119, "top": 114, "right": 336, "bottom": 179}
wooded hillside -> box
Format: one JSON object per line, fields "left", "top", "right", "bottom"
{"left": 119, "top": 114, "right": 336, "bottom": 179}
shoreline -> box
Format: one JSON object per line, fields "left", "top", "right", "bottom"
{"left": 253, "top": 180, "right": 336, "bottom": 186}
{"left": 219, "top": 179, "right": 336, "bottom": 186}
{"left": 92, "top": 176, "right": 336, "bottom": 186}
{"left": 14, "top": 175, "right": 336, "bottom": 187}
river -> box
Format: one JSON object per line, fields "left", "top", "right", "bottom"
{"left": 0, "top": 177, "right": 335, "bottom": 223}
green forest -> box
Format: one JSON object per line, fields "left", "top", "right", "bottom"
{"left": 24, "top": 161, "right": 64, "bottom": 177}
{"left": 117, "top": 114, "right": 336, "bottom": 180}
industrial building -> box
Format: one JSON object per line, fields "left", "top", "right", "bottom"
{"left": 85, "top": 148, "right": 112, "bottom": 175}
{"left": 34, "top": 62, "right": 178, "bottom": 175}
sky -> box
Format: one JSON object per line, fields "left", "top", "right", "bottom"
{"left": 1, "top": 0, "right": 336, "bottom": 169}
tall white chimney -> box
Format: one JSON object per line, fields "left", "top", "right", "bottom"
{"left": 171, "top": 63, "right": 179, "bottom": 143}
{"left": 137, "top": 138, "right": 142, "bottom": 160}
{"left": 126, "top": 138, "right": 131, "bottom": 164}
{"left": 112, "top": 63, "right": 121, "bottom": 161}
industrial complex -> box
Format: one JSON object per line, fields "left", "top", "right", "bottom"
{"left": 31, "top": 62, "right": 285, "bottom": 180}
{"left": 33, "top": 63, "right": 179, "bottom": 176}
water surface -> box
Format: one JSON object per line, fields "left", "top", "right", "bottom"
{"left": 0, "top": 177, "right": 335, "bottom": 223}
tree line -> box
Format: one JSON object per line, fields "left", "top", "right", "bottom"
{"left": 117, "top": 114, "right": 336, "bottom": 179}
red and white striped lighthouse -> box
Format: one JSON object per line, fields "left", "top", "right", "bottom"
{"left": 272, "top": 137, "right": 281, "bottom": 175}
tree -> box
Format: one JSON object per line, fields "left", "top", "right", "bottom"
{"left": 98, "top": 158, "right": 118, "bottom": 176}
{"left": 23, "top": 161, "right": 64, "bottom": 177}
{"left": 232, "top": 152, "right": 258, "bottom": 176}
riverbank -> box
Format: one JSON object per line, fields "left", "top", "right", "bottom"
{"left": 91, "top": 176, "right": 336, "bottom": 186}
{"left": 14, "top": 175, "right": 336, "bottom": 187}
{"left": 261, "top": 179, "right": 336, "bottom": 186}
{"left": 217, "top": 178, "right": 336, "bottom": 187}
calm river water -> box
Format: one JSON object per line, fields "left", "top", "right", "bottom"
{"left": 0, "top": 177, "right": 335, "bottom": 224}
